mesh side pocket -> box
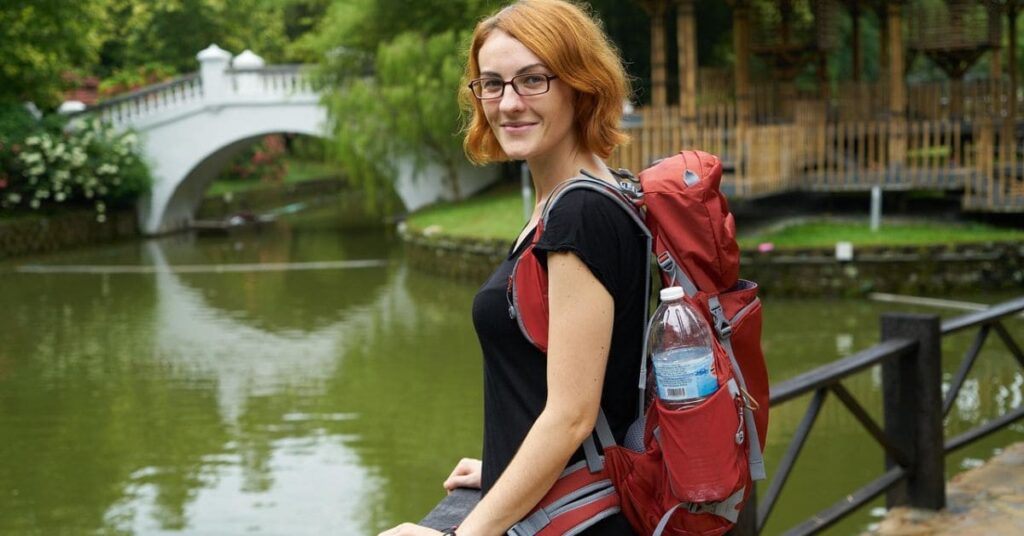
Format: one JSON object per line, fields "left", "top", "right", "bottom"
{"left": 654, "top": 380, "right": 747, "bottom": 503}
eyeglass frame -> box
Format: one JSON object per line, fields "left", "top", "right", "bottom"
{"left": 467, "top": 73, "right": 559, "bottom": 100}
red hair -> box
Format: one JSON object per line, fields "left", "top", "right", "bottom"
{"left": 460, "top": 0, "right": 631, "bottom": 164}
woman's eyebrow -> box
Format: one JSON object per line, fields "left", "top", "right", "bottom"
{"left": 479, "top": 63, "right": 549, "bottom": 78}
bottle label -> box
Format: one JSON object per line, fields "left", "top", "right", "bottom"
{"left": 654, "top": 348, "right": 718, "bottom": 402}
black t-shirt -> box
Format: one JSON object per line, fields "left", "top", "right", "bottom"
{"left": 471, "top": 187, "right": 647, "bottom": 535}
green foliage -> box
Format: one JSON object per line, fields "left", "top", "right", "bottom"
{"left": 0, "top": 103, "right": 42, "bottom": 144}
{"left": 307, "top": 0, "right": 502, "bottom": 210}
{"left": 97, "top": 62, "right": 177, "bottom": 99}
{"left": 323, "top": 28, "right": 480, "bottom": 207}
{"left": 0, "top": 1, "right": 107, "bottom": 107}
{"left": 0, "top": 118, "right": 151, "bottom": 221}
{"left": 98, "top": 0, "right": 293, "bottom": 75}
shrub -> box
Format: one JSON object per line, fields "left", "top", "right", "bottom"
{"left": 97, "top": 63, "right": 177, "bottom": 99}
{"left": 0, "top": 118, "right": 151, "bottom": 221}
{"left": 222, "top": 135, "right": 288, "bottom": 184}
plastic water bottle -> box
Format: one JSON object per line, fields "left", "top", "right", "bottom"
{"left": 649, "top": 286, "right": 718, "bottom": 409}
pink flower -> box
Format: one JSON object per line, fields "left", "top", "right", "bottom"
{"left": 0, "top": 178, "right": 7, "bottom": 190}
{"left": 757, "top": 242, "right": 775, "bottom": 253}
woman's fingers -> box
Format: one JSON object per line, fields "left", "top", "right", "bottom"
{"left": 443, "top": 458, "right": 482, "bottom": 493}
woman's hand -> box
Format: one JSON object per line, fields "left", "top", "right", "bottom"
{"left": 377, "top": 523, "right": 442, "bottom": 536}
{"left": 443, "top": 457, "right": 482, "bottom": 493}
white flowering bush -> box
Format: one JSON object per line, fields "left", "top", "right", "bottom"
{"left": 0, "top": 118, "right": 151, "bottom": 222}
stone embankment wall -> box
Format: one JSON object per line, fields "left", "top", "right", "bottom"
{"left": 403, "top": 228, "right": 1024, "bottom": 296}
{"left": 0, "top": 209, "right": 138, "bottom": 260}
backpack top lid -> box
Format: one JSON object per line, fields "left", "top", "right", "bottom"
{"left": 638, "top": 150, "right": 739, "bottom": 294}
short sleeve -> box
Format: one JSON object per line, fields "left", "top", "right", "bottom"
{"left": 532, "top": 189, "right": 645, "bottom": 301}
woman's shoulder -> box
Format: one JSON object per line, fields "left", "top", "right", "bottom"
{"left": 546, "top": 182, "right": 636, "bottom": 224}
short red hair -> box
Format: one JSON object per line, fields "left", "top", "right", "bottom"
{"left": 460, "top": 0, "right": 631, "bottom": 164}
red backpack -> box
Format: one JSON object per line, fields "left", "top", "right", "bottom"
{"left": 505, "top": 151, "right": 769, "bottom": 536}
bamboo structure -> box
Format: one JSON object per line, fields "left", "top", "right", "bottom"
{"left": 613, "top": 0, "right": 1024, "bottom": 213}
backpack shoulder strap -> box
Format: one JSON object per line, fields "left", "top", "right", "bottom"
{"left": 541, "top": 171, "right": 650, "bottom": 239}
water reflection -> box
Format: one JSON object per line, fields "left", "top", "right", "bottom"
{"left": 1, "top": 216, "right": 1022, "bottom": 535}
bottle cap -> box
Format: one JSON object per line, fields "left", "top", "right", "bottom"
{"left": 659, "top": 286, "right": 685, "bottom": 302}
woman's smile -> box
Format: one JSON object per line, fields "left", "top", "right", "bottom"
{"left": 501, "top": 121, "right": 538, "bottom": 134}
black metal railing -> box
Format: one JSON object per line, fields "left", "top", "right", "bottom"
{"left": 419, "top": 295, "right": 1024, "bottom": 534}
{"left": 735, "top": 295, "right": 1024, "bottom": 535}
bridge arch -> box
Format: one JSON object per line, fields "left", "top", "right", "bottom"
{"left": 75, "top": 45, "right": 499, "bottom": 235}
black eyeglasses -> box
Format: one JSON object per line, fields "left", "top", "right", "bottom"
{"left": 468, "top": 73, "right": 558, "bottom": 100}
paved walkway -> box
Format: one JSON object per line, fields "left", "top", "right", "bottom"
{"left": 869, "top": 442, "right": 1024, "bottom": 535}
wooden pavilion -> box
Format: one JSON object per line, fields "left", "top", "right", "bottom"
{"left": 609, "top": 0, "right": 1024, "bottom": 213}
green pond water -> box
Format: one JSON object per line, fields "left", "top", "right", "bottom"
{"left": 1, "top": 204, "right": 1021, "bottom": 535}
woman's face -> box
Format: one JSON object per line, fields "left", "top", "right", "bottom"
{"left": 476, "top": 30, "right": 576, "bottom": 163}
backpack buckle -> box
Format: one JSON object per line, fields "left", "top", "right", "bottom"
{"left": 656, "top": 252, "right": 674, "bottom": 273}
{"left": 709, "top": 298, "right": 733, "bottom": 339}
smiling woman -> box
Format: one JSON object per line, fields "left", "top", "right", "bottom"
{"left": 380, "top": 2, "right": 644, "bottom": 536}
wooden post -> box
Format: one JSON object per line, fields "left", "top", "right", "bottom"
{"left": 676, "top": 0, "right": 698, "bottom": 140}
{"left": 1009, "top": 2, "right": 1020, "bottom": 120}
{"left": 878, "top": 3, "right": 890, "bottom": 95}
{"left": 733, "top": 1, "right": 752, "bottom": 127}
{"left": 887, "top": 1, "right": 906, "bottom": 168}
{"left": 852, "top": 5, "right": 862, "bottom": 83}
{"left": 881, "top": 313, "right": 946, "bottom": 511}
{"left": 645, "top": 0, "right": 669, "bottom": 110}
{"left": 991, "top": 47, "right": 1003, "bottom": 119}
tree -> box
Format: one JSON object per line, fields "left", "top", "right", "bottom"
{"left": 326, "top": 30, "right": 471, "bottom": 204}
{"left": 0, "top": 1, "right": 108, "bottom": 108}
{"left": 306, "top": 0, "right": 501, "bottom": 205}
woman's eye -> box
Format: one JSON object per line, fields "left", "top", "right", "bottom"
{"left": 521, "top": 75, "right": 545, "bottom": 87}
{"left": 482, "top": 79, "right": 504, "bottom": 90}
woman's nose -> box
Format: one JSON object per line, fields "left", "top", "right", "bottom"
{"left": 498, "top": 87, "right": 526, "bottom": 113}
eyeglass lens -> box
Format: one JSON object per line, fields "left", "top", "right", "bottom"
{"left": 472, "top": 74, "right": 551, "bottom": 99}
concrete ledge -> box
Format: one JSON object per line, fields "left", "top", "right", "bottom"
{"left": 867, "top": 442, "right": 1024, "bottom": 535}
{"left": 401, "top": 227, "right": 1024, "bottom": 296}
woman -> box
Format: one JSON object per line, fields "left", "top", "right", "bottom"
{"left": 381, "top": 1, "right": 645, "bottom": 534}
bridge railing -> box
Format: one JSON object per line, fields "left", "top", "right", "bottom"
{"left": 737, "top": 294, "right": 1024, "bottom": 535}
{"left": 226, "top": 64, "right": 315, "bottom": 96}
{"left": 73, "top": 63, "right": 317, "bottom": 128}
{"left": 75, "top": 73, "right": 203, "bottom": 126}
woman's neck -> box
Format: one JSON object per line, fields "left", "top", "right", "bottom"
{"left": 527, "top": 150, "right": 612, "bottom": 207}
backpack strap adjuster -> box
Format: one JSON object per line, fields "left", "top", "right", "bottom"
{"left": 709, "top": 296, "right": 733, "bottom": 339}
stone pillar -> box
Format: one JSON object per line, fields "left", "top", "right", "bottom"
{"left": 733, "top": 1, "right": 753, "bottom": 127}
{"left": 232, "top": 49, "right": 266, "bottom": 95}
{"left": 887, "top": 1, "right": 906, "bottom": 167}
{"left": 197, "top": 44, "right": 232, "bottom": 101}
{"left": 676, "top": 0, "right": 698, "bottom": 125}
{"left": 646, "top": 0, "right": 670, "bottom": 109}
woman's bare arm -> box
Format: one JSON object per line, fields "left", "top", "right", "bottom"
{"left": 454, "top": 250, "right": 614, "bottom": 535}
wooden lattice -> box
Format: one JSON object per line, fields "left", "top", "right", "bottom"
{"left": 908, "top": 0, "right": 996, "bottom": 78}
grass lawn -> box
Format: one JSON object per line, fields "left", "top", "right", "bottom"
{"left": 205, "top": 158, "right": 341, "bottom": 197}
{"left": 407, "top": 187, "right": 1024, "bottom": 247}
{"left": 406, "top": 183, "right": 528, "bottom": 240}
{"left": 738, "top": 220, "right": 1024, "bottom": 249}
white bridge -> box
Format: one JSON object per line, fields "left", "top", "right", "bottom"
{"left": 77, "top": 45, "right": 496, "bottom": 235}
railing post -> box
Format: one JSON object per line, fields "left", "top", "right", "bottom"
{"left": 197, "top": 44, "right": 232, "bottom": 101}
{"left": 881, "top": 313, "right": 945, "bottom": 510}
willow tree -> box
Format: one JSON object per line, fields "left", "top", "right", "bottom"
{"left": 325, "top": 30, "right": 470, "bottom": 205}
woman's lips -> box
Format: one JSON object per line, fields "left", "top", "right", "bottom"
{"left": 501, "top": 122, "right": 537, "bottom": 134}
